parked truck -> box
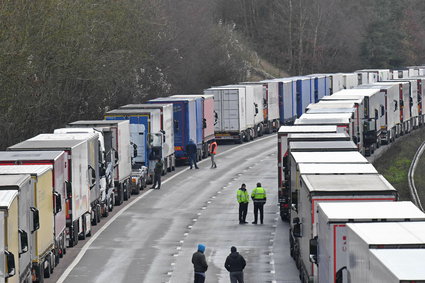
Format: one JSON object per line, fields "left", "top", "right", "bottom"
{"left": 147, "top": 97, "right": 200, "bottom": 160}
{"left": 171, "top": 94, "right": 216, "bottom": 157}
{"left": 264, "top": 78, "right": 297, "bottom": 125}
{"left": 346, "top": 222, "right": 425, "bottom": 283}
{"left": 314, "top": 201, "right": 425, "bottom": 283}
{"left": 0, "top": 151, "right": 67, "bottom": 268}
{"left": 8, "top": 137, "right": 92, "bottom": 247}
{"left": 67, "top": 120, "right": 135, "bottom": 202}
{"left": 0, "top": 166, "right": 55, "bottom": 281}
{"left": 0, "top": 176, "right": 33, "bottom": 283}
{"left": 105, "top": 108, "right": 161, "bottom": 183}
{"left": 291, "top": 173, "right": 397, "bottom": 283}
{"left": 0, "top": 189, "right": 22, "bottom": 283}
{"left": 119, "top": 105, "right": 175, "bottom": 171}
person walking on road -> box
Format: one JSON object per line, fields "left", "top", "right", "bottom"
{"left": 186, "top": 139, "right": 199, "bottom": 169}
{"left": 251, "top": 182, "right": 266, "bottom": 224}
{"left": 192, "top": 244, "right": 208, "bottom": 283}
{"left": 237, "top": 184, "right": 249, "bottom": 224}
{"left": 209, "top": 139, "right": 218, "bottom": 168}
{"left": 151, "top": 158, "right": 163, "bottom": 189}
{"left": 224, "top": 246, "right": 246, "bottom": 283}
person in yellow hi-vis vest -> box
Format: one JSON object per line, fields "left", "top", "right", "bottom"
{"left": 237, "top": 184, "right": 249, "bottom": 224}
{"left": 251, "top": 182, "right": 266, "bottom": 224}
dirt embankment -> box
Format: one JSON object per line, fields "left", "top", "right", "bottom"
{"left": 373, "top": 127, "right": 425, "bottom": 203}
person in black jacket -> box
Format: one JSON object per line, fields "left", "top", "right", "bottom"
{"left": 186, "top": 139, "right": 199, "bottom": 169}
{"left": 224, "top": 246, "right": 246, "bottom": 283}
{"left": 192, "top": 244, "right": 208, "bottom": 283}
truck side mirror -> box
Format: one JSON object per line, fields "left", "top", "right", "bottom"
{"left": 114, "top": 151, "right": 119, "bottom": 163}
{"left": 309, "top": 236, "right": 318, "bottom": 264}
{"left": 203, "top": 118, "right": 207, "bottom": 129}
{"left": 336, "top": 266, "right": 347, "bottom": 283}
{"left": 174, "top": 120, "right": 179, "bottom": 131}
{"left": 5, "top": 250, "right": 15, "bottom": 278}
{"left": 18, "top": 229, "right": 28, "bottom": 254}
{"left": 88, "top": 165, "right": 96, "bottom": 188}
{"left": 54, "top": 192, "right": 62, "bottom": 214}
{"left": 65, "top": 181, "right": 72, "bottom": 198}
{"left": 31, "top": 207, "right": 40, "bottom": 232}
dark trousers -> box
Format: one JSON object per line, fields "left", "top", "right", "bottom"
{"left": 239, "top": 203, "right": 248, "bottom": 223}
{"left": 189, "top": 154, "right": 198, "bottom": 168}
{"left": 230, "top": 271, "right": 244, "bottom": 283}
{"left": 153, "top": 173, "right": 161, "bottom": 189}
{"left": 253, "top": 202, "right": 265, "bottom": 224}
{"left": 194, "top": 273, "right": 205, "bottom": 283}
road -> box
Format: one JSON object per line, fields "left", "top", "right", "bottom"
{"left": 51, "top": 134, "right": 300, "bottom": 283}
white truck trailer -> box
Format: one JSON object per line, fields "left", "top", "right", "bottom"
{"left": 0, "top": 176, "right": 33, "bottom": 283}
{"left": 0, "top": 166, "right": 56, "bottom": 281}
{"left": 346, "top": 222, "right": 425, "bottom": 283}
{"left": 292, "top": 174, "right": 398, "bottom": 283}
{"left": 8, "top": 137, "right": 92, "bottom": 247}
{"left": 68, "top": 120, "right": 134, "bottom": 203}
{"left": 277, "top": 125, "right": 338, "bottom": 221}
{"left": 0, "top": 189, "right": 22, "bottom": 283}
{"left": 314, "top": 201, "right": 425, "bottom": 283}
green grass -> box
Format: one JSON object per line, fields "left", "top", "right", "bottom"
{"left": 373, "top": 128, "right": 425, "bottom": 202}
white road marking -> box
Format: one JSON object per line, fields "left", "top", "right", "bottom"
{"left": 57, "top": 134, "right": 276, "bottom": 282}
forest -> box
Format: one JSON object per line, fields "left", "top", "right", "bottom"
{"left": 1, "top": 0, "right": 425, "bottom": 148}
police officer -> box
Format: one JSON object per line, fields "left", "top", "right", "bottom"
{"left": 237, "top": 184, "right": 249, "bottom": 224}
{"left": 251, "top": 182, "right": 266, "bottom": 224}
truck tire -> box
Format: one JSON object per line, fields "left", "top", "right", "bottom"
{"left": 92, "top": 209, "right": 98, "bottom": 226}
{"left": 36, "top": 264, "right": 44, "bottom": 283}
{"left": 123, "top": 182, "right": 129, "bottom": 201}
{"left": 244, "top": 131, "right": 250, "bottom": 142}
{"left": 79, "top": 220, "right": 86, "bottom": 241}
{"left": 44, "top": 257, "right": 51, "bottom": 278}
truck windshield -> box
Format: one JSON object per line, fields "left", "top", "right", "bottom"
{"left": 148, "top": 133, "right": 162, "bottom": 148}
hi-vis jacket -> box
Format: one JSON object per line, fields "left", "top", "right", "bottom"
{"left": 251, "top": 187, "right": 266, "bottom": 203}
{"left": 237, "top": 189, "right": 249, "bottom": 203}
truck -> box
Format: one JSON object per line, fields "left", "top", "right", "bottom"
{"left": 147, "top": 97, "right": 199, "bottom": 159}
{"left": 341, "top": 73, "right": 359, "bottom": 89}
{"left": 358, "top": 249, "right": 425, "bottom": 282}
{"left": 292, "top": 174, "right": 398, "bottom": 283}
{"left": 291, "top": 76, "right": 313, "bottom": 117}
{"left": 313, "top": 201, "right": 425, "bottom": 283}
{"left": 0, "top": 189, "right": 23, "bottom": 283}
{"left": 119, "top": 104, "right": 176, "bottom": 171}
{"left": 54, "top": 128, "right": 114, "bottom": 217}
{"left": 288, "top": 140, "right": 358, "bottom": 152}
{"left": 203, "top": 87, "right": 252, "bottom": 143}
{"left": 277, "top": 125, "right": 338, "bottom": 221}
{"left": 407, "top": 76, "right": 425, "bottom": 125}
{"left": 38, "top": 133, "right": 102, "bottom": 226}
{"left": 0, "top": 166, "right": 55, "bottom": 281}
{"left": 67, "top": 120, "right": 135, "bottom": 200}
{"left": 307, "top": 74, "right": 328, "bottom": 103}
{"left": 171, "top": 94, "right": 216, "bottom": 156}
{"left": 0, "top": 176, "right": 33, "bottom": 283}
{"left": 265, "top": 78, "right": 297, "bottom": 125}
{"left": 245, "top": 81, "right": 281, "bottom": 132}
{"left": 105, "top": 108, "right": 161, "bottom": 183}
{"left": 346, "top": 222, "right": 425, "bottom": 283}
{"left": 8, "top": 137, "right": 92, "bottom": 247}
{"left": 310, "top": 73, "right": 343, "bottom": 95}
{"left": 0, "top": 151, "right": 67, "bottom": 267}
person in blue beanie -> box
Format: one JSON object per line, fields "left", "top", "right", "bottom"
{"left": 192, "top": 244, "right": 208, "bottom": 283}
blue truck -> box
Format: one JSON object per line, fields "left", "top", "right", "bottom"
{"left": 307, "top": 74, "right": 328, "bottom": 102}
{"left": 148, "top": 97, "right": 202, "bottom": 162}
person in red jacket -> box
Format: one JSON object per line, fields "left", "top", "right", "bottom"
{"left": 209, "top": 139, "right": 218, "bottom": 168}
{"left": 224, "top": 246, "right": 246, "bottom": 283}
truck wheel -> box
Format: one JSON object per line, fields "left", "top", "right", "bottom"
{"left": 79, "top": 220, "right": 86, "bottom": 240}
{"left": 50, "top": 253, "right": 55, "bottom": 273}
{"left": 44, "top": 257, "right": 51, "bottom": 278}
{"left": 244, "top": 131, "right": 250, "bottom": 142}
{"left": 92, "top": 210, "right": 98, "bottom": 226}
{"left": 123, "top": 183, "right": 129, "bottom": 201}
{"left": 102, "top": 202, "right": 109, "bottom": 217}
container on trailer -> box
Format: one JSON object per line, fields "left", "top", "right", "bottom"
{"left": 0, "top": 166, "right": 55, "bottom": 281}
{"left": 287, "top": 132, "right": 350, "bottom": 143}
{"left": 315, "top": 201, "right": 425, "bottom": 283}
{"left": 267, "top": 78, "right": 297, "bottom": 125}
{"left": 291, "top": 76, "right": 313, "bottom": 117}
{"left": 367, "top": 249, "right": 425, "bottom": 282}
{"left": 392, "top": 69, "right": 409, "bottom": 79}
{"left": 306, "top": 74, "right": 327, "bottom": 102}
{"left": 204, "top": 87, "right": 250, "bottom": 143}
{"left": 8, "top": 137, "right": 91, "bottom": 247}
{"left": 0, "top": 151, "right": 67, "bottom": 267}
{"left": 341, "top": 73, "right": 359, "bottom": 89}
{"left": 170, "top": 94, "right": 215, "bottom": 157}
{"left": 294, "top": 113, "right": 356, "bottom": 139}
{"left": 277, "top": 125, "right": 337, "bottom": 221}
{"left": 67, "top": 120, "right": 133, "bottom": 203}
{"left": 387, "top": 78, "right": 419, "bottom": 130}
{"left": 293, "top": 174, "right": 398, "bottom": 282}
{"left": 0, "top": 190, "right": 21, "bottom": 283}
{"left": 407, "top": 76, "right": 425, "bottom": 125}
{"left": 346, "top": 222, "right": 425, "bottom": 283}
{"left": 310, "top": 73, "right": 343, "bottom": 95}
{"left": 118, "top": 105, "right": 175, "bottom": 171}
{"left": 357, "top": 69, "right": 391, "bottom": 81}
{"left": 148, "top": 97, "right": 198, "bottom": 158}
{"left": 0, "top": 176, "right": 32, "bottom": 283}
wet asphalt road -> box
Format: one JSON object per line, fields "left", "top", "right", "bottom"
{"left": 48, "top": 134, "right": 300, "bottom": 283}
